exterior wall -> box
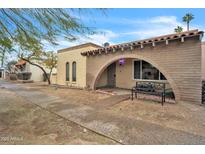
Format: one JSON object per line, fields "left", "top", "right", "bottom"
{"left": 22, "top": 62, "right": 56, "bottom": 82}
{"left": 86, "top": 37, "right": 202, "bottom": 104}
{"left": 202, "top": 42, "right": 205, "bottom": 80}
{"left": 51, "top": 73, "right": 57, "bottom": 84}
{"left": 57, "top": 45, "right": 100, "bottom": 88}
{"left": 116, "top": 59, "right": 133, "bottom": 89}
{"left": 29, "top": 64, "right": 44, "bottom": 81}
{"left": 96, "top": 59, "right": 169, "bottom": 89}
{"left": 25, "top": 63, "right": 54, "bottom": 82}
{"left": 96, "top": 68, "right": 107, "bottom": 87}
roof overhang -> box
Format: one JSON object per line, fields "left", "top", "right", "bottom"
{"left": 58, "top": 42, "right": 102, "bottom": 53}
{"left": 15, "top": 60, "right": 26, "bottom": 66}
{"left": 81, "top": 29, "right": 204, "bottom": 56}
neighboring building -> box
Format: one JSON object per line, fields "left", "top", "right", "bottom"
{"left": 0, "top": 67, "right": 5, "bottom": 79}
{"left": 15, "top": 60, "right": 56, "bottom": 82}
{"left": 57, "top": 29, "right": 204, "bottom": 104}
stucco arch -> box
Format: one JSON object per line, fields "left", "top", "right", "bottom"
{"left": 92, "top": 54, "right": 180, "bottom": 102}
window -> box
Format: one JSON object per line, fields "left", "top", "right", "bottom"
{"left": 142, "top": 61, "right": 159, "bottom": 80}
{"left": 134, "top": 61, "right": 140, "bottom": 79}
{"left": 133, "top": 60, "right": 166, "bottom": 80}
{"left": 66, "top": 62, "right": 69, "bottom": 81}
{"left": 160, "top": 72, "right": 166, "bottom": 80}
{"left": 72, "top": 61, "right": 76, "bottom": 82}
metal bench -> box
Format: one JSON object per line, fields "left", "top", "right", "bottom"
{"left": 131, "top": 81, "right": 172, "bottom": 106}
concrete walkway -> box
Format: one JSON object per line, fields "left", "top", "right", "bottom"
{"left": 1, "top": 81, "right": 205, "bottom": 144}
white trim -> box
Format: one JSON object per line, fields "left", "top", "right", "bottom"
{"left": 140, "top": 60, "right": 142, "bottom": 79}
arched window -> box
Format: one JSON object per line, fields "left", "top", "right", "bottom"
{"left": 66, "top": 62, "right": 69, "bottom": 81}
{"left": 72, "top": 61, "right": 76, "bottom": 82}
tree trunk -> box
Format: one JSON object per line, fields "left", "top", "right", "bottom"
{"left": 187, "top": 21, "right": 189, "bottom": 31}
{"left": 21, "top": 58, "right": 51, "bottom": 85}
{"left": 49, "top": 68, "right": 53, "bottom": 80}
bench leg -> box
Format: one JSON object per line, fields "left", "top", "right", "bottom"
{"left": 131, "top": 90, "right": 133, "bottom": 101}
{"left": 163, "top": 95, "right": 165, "bottom": 103}
{"left": 135, "top": 92, "right": 137, "bottom": 98}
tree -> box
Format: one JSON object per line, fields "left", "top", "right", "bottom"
{"left": 6, "top": 60, "right": 17, "bottom": 72}
{"left": 0, "top": 9, "right": 105, "bottom": 84}
{"left": 0, "top": 9, "right": 103, "bottom": 47}
{"left": 42, "top": 51, "right": 57, "bottom": 82}
{"left": 183, "top": 13, "right": 194, "bottom": 31}
{"left": 15, "top": 32, "right": 52, "bottom": 84}
{"left": 174, "top": 26, "right": 183, "bottom": 33}
{"left": 0, "top": 37, "right": 14, "bottom": 67}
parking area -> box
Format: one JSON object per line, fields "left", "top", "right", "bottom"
{"left": 0, "top": 80, "right": 205, "bottom": 144}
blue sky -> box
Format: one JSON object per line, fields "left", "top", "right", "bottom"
{"left": 47, "top": 8, "right": 205, "bottom": 50}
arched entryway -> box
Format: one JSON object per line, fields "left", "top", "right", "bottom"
{"left": 83, "top": 31, "right": 202, "bottom": 104}
{"left": 91, "top": 55, "right": 179, "bottom": 102}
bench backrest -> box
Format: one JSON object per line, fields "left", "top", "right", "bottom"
{"left": 136, "top": 81, "right": 165, "bottom": 92}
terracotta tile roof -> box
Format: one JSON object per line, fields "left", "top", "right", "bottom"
{"left": 58, "top": 42, "right": 102, "bottom": 53}
{"left": 15, "top": 60, "right": 26, "bottom": 66}
{"left": 81, "top": 29, "right": 204, "bottom": 56}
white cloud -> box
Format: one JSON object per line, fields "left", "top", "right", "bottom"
{"left": 118, "top": 16, "right": 201, "bottom": 40}
{"left": 149, "top": 16, "right": 181, "bottom": 25}
{"left": 81, "top": 29, "right": 118, "bottom": 45}
{"left": 43, "top": 29, "right": 119, "bottom": 51}
{"left": 43, "top": 15, "right": 205, "bottom": 51}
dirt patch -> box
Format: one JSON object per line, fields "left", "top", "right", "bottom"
{"left": 107, "top": 99, "right": 205, "bottom": 137}
{"left": 0, "top": 88, "right": 116, "bottom": 144}
{"left": 25, "top": 82, "right": 110, "bottom": 105}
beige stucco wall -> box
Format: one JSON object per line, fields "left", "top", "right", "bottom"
{"left": 96, "top": 59, "right": 169, "bottom": 89}
{"left": 50, "top": 73, "right": 57, "bottom": 84}
{"left": 202, "top": 42, "right": 205, "bottom": 80}
{"left": 86, "top": 37, "right": 202, "bottom": 104}
{"left": 96, "top": 69, "right": 107, "bottom": 87}
{"left": 115, "top": 59, "right": 134, "bottom": 89}
{"left": 57, "top": 45, "right": 100, "bottom": 88}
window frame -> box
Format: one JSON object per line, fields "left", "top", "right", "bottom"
{"left": 132, "top": 59, "right": 167, "bottom": 81}
{"left": 66, "top": 62, "right": 70, "bottom": 81}
{"left": 72, "top": 61, "right": 77, "bottom": 82}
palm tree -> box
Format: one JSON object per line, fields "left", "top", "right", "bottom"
{"left": 174, "top": 26, "right": 183, "bottom": 33}
{"left": 183, "top": 13, "right": 194, "bottom": 31}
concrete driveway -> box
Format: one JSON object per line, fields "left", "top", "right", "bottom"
{"left": 1, "top": 80, "right": 205, "bottom": 144}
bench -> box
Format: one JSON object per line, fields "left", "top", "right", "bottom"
{"left": 131, "top": 81, "right": 172, "bottom": 106}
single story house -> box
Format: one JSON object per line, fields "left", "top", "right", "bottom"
{"left": 56, "top": 29, "right": 204, "bottom": 104}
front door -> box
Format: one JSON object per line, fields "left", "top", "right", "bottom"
{"left": 107, "top": 62, "right": 116, "bottom": 87}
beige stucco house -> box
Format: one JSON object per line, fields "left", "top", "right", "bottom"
{"left": 56, "top": 29, "right": 204, "bottom": 104}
